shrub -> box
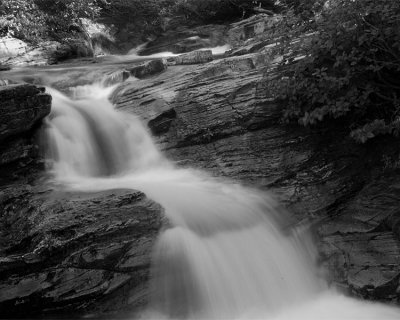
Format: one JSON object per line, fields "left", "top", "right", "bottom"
{"left": 171, "top": 0, "right": 278, "bottom": 23}
{"left": 0, "top": 0, "right": 47, "bottom": 41}
{"left": 0, "top": 0, "right": 103, "bottom": 43}
{"left": 278, "top": 0, "right": 400, "bottom": 143}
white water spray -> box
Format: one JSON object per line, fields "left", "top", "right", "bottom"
{"left": 44, "top": 80, "right": 400, "bottom": 319}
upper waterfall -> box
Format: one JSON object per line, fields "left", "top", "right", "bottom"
{"left": 44, "top": 84, "right": 166, "bottom": 179}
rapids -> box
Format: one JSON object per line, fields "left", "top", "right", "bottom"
{"left": 41, "top": 73, "right": 400, "bottom": 320}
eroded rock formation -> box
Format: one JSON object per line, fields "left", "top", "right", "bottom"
{"left": 0, "top": 188, "right": 164, "bottom": 317}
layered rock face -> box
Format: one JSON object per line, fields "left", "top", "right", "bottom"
{"left": 112, "top": 49, "right": 400, "bottom": 303}
{"left": 0, "top": 188, "right": 164, "bottom": 317}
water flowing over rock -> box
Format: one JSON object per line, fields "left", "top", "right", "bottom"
{"left": 0, "top": 83, "right": 165, "bottom": 317}
{"left": 1, "top": 13, "right": 400, "bottom": 318}
{"left": 112, "top": 48, "right": 400, "bottom": 304}
{"left": 31, "top": 69, "right": 400, "bottom": 320}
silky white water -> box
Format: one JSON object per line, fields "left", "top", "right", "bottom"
{"left": 43, "top": 81, "right": 400, "bottom": 320}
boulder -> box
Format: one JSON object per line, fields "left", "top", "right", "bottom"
{"left": 0, "top": 84, "right": 51, "bottom": 169}
{"left": 170, "top": 50, "right": 213, "bottom": 65}
{"left": 52, "top": 39, "right": 94, "bottom": 62}
{"left": 0, "top": 64, "right": 11, "bottom": 71}
{"left": 0, "top": 84, "right": 51, "bottom": 141}
{"left": 318, "top": 174, "right": 400, "bottom": 301}
{"left": 0, "top": 187, "right": 165, "bottom": 317}
{"left": 0, "top": 37, "right": 29, "bottom": 59}
{"left": 0, "top": 40, "right": 60, "bottom": 66}
{"left": 127, "top": 59, "right": 168, "bottom": 79}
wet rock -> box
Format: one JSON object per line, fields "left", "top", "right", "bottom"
{"left": 148, "top": 109, "right": 177, "bottom": 136}
{"left": 0, "top": 84, "right": 50, "bottom": 141}
{"left": 170, "top": 50, "right": 213, "bottom": 65}
{"left": 0, "top": 40, "right": 59, "bottom": 66}
{"left": 103, "top": 69, "right": 131, "bottom": 86}
{"left": 0, "top": 187, "right": 165, "bottom": 317}
{"left": 0, "top": 84, "right": 51, "bottom": 171}
{"left": 318, "top": 174, "right": 400, "bottom": 302}
{"left": 52, "top": 39, "right": 94, "bottom": 62}
{"left": 127, "top": 59, "right": 168, "bottom": 79}
{"left": 0, "top": 64, "right": 11, "bottom": 71}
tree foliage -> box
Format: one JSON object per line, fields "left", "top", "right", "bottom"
{"left": 278, "top": 0, "right": 400, "bottom": 143}
{"left": 100, "top": 0, "right": 175, "bottom": 35}
{"left": 0, "top": 0, "right": 284, "bottom": 43}
{"left": 0, "top": 0, "right": 103, "bottom": 42}
{"left": 171, "top": 0, "right": 278, "bottom": 23}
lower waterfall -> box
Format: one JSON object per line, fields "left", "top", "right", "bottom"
{"left": 43, "top": 82, "right": 400, "bottom": 320}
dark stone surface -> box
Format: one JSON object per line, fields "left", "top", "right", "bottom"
{"left": 318, "top": 173, "right": 400, "bottom": 302}
{"left": 169, "top": 50, "right": 213, "bottom": 65}
{"left": 0, "top": 186, "right": 165, "bottom": 318}
{"left": 0, "top": 84, "right": 51, "bottom": 143}
{"left": 127, "top": 59, "right": 168, "bottom": 79}
{"left": 0, "top": 84, "right": 51, "bottom": 173}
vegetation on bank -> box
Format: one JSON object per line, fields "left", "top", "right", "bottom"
{"left": 1, "top": 0, "right": 399, "bottom": 144}
{"left": 0, "top": 0, "right": 102, "bottom": 43}
{"left": 0, "top": 0, "right": 284, "bottom": 44}
{"left": 276, "top": 0, "right": 400, "bottom": 143}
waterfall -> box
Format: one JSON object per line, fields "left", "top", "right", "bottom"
{"left": 44, "top": 84, "right": 165, "bottom": 178}
{"left": 44, "top": 81, "right": 400, "bottom": 319}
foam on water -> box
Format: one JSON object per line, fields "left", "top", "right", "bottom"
{"left": 43, "top": 78, "right": 400, "bottom": 320}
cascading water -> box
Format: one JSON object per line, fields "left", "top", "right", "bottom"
{"left": 44, "top": 84, "right": 164, "bottom": 178}
{"left": 43, "top": 79, "right": 400, "bottom": 320}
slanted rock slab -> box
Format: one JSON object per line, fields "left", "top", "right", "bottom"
{"left": 170, "top": 50, "right": 213, "bottom": 65}
{"left": 127, "top": 59, "right": 168, "bottom": 79}
{"left": 0, "top": 187, "right": 166, "bottom": 317}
